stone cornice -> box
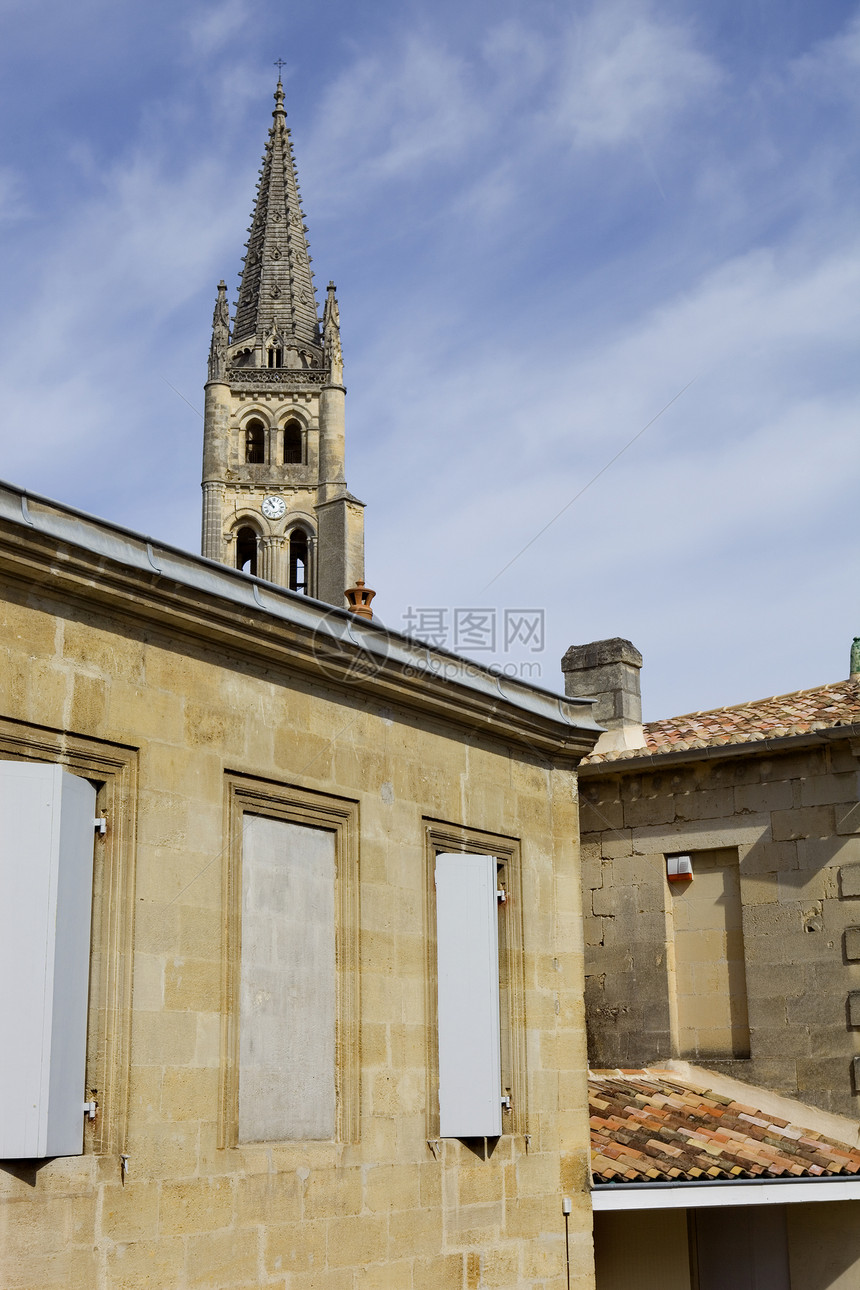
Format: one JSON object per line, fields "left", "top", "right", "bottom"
{"left": 0, "top": 483, "right": 600, "bottom": 767}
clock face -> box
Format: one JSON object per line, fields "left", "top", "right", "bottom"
{"left": 261, "top": 495, "right": 286, "bottom": 520}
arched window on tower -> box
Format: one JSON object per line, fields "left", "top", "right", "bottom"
{"left": 245, "top": 419, "right": 265, "bottom": 464}
{"left": 236, "top": 527, "right": 259, "bottom": 577}
{"left": 284, "top": 420, "right": 303, "bottom": 464}
{"left": 289, "top": 529, "right": 310, "bottom": 595}
{"left": 267, "top": 347, "right": 283, "bottom": 368}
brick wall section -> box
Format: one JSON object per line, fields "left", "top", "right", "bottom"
{"left": 580, "top": 739, "right": 860, "bottom": 1116}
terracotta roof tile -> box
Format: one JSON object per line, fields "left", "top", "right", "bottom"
{"left": 590, "top": 1069, "right": 860, "bottom": 1184}
{"left": 584, "top": 679, "right": 860, "bottom": 765}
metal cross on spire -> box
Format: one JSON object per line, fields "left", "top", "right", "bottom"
{"left": 274, "top": 58, "right": 286, "bottom": 79}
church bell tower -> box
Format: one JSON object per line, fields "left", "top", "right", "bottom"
{"left": 201, "top": 79, "right": 365, "bottom": 606}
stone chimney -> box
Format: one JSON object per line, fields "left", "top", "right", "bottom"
{"left": 561, "top": 638, "right": 644, "bottom": 754}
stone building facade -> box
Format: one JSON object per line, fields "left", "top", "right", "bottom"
{"left": 566, "top": 639, "right": 860, "bottom": 1118}
{"left": 201, "top": 79, "right": 364, "bottom": 606}
{"left": 0, "top": 482, "right": 601, "bottom": 1289}
{"left": 565, "top": 640, "right": 860, "bottom": 1289}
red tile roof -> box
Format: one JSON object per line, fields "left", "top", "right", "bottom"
{"left": 585, "top": 680, "right": 860, "bottom": 765}
{"left": 590, "top": 1070, "right": 860, "bottom": 1183}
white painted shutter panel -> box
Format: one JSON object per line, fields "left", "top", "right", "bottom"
{"left": 435, "top": 853, "right": 502, "bottom": 1138}
{"left": 0, "top": 763, "right": 96, "bottom": 1158}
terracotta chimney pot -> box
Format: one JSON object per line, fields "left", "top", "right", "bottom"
{"left": 345, "top": 580, "right": 375, "bottom": 620}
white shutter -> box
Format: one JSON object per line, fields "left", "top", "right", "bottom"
{"left": 435, "top": 853, "right": 502, "bottom": 1138}
{"left": 0, "top": 762, "right": 96, "bottom": 1157}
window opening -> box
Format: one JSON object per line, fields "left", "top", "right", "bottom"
{"left": 236, "top": 527, "right": 258, "bottom": 577}
{"left": 424, "top": 825, "right": 526, "bottom": 1142}
{"left": 669, "top": 848, "right": 750, "bottom": 1059}
{"left": 239, "top": 815, "right": 336, "bottom": 1141}
{"left": 497, "top": 861, "right": 513, "bottom": 1112}
{"left": 283, "top": 420, "right": 303, "bottom": 464}
{"left": 0, "top": 731, "right": 136, "bottom": 1159}
{"left": 223, "top": 776, "right": 360, "bottom": 1146}
{"left": 289, "top": 529, "right": 309, "bottom": 594}
{"left": 245, "top": 419, "right": 265, "bottom": 463}
{"left": 435, "top": 852, "right": 503, "bottom": 1138}
{"left": 0, "top": 763, "right": 96, "bottom": 1158}
{"left": 267, "top": 347, "right": 283, "bottom": 368}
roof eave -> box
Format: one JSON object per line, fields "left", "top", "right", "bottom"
{"left": 579, "top": 725, "right": 860, "bottom": 777}
{"left": 0, "top": 481, "right": 600, "bottom": 767}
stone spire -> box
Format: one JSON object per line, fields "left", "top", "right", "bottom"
{"left": 207, "top": 280, "right": 230, "bottom": 381}
{"left": 201, "top": 78, "right": 365, "bottom": 607}
{"left": 232, "top": 79, "right": 320, "bottom": 349}
{"left": 322, "top": 282, "right": 343, "bottom": 385}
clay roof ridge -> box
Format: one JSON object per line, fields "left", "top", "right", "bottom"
{"left": 583, "top": 680, "right": 860, "bottom": 764}
{"left": 644, "top": 680, "right": 859, "bottom": 730}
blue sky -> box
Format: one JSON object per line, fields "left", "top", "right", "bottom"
{"left": 1, "top": 0, "right": 859, "bottom": 719}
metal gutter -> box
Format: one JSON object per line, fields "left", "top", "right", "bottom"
{"left": 592, "top": 1175, "right": 860, "bottom": 1211}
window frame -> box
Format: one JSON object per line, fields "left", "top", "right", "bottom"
{"left": 0, "top": 718, "right": 137, "bottom": 1157}
{"left": 221, "top": 774, "right": 360, "bottom": 1147}
{"left": 423, "top": 818, "right": 527, "bottom": 1140}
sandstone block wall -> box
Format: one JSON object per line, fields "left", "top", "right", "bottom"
{"left": 580, "top": 740, "right": 860, "bottom": 1115}
{"left": 0, "top": 577, "right": 594, "bottom": 1290}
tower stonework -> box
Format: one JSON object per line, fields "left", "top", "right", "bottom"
{"left": 201, "top": 80, "right": 365, "bottom": 605}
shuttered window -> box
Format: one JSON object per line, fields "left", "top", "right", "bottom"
{"left": 435, "top": 853, "right": 503, "bottom": 1138}
{"left": 0, "top": 762, "right": 96, "bottom": 1158}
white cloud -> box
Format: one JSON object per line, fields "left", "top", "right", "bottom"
{"left": 352, "top": 208, "right": 860, "bottom": 716}
{"left": 184, "top": 0, "right": 253, "bottom": 58}
{"left": 304, "top": 3, "right": 721, "bottom": 217}
{"left": 0, "top": 166, "right": 26, "bottom": 221}
{"left": 0, "top": 117, "right": 248, "bottom": 500}
{"left": 791, "top": 10, "right": 860, "bottom": 92}
{"left": 481, "top": 19, "right": 549, "bottom": 85}
{"left": 302, "top": 35, "right": 487, "bottom": 208}
{"left": 545, "top": 2, "right": 721, "bottom": 149}
{"left": 1, "top": 0, "right": 858, "bottom": 721}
